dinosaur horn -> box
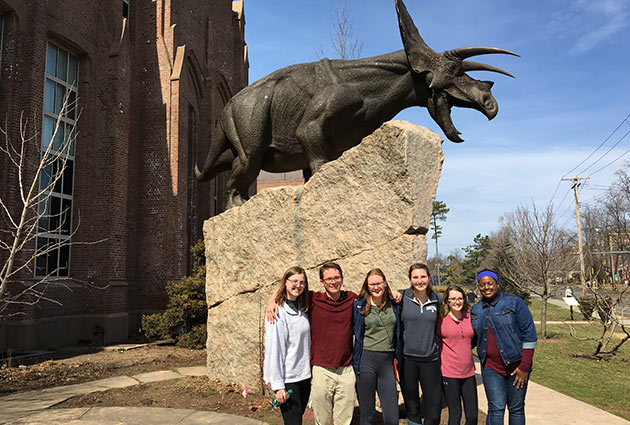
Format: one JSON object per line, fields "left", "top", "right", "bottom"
{"left": 396, "top": 0, "right": 436, "bottom": 59}
{"left": 452, "top": 47, "right": 519, "bottom": 59}
{"left": 462, "top": 61, "right": 516, "bottom": 78}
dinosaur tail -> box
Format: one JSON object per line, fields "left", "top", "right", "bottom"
{"left": 195, "top": 126, "right": 234, "bottom": 181}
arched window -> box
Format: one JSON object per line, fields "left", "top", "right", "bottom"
{"left": 35, "top": 41, "right": 79, "bottom": 278}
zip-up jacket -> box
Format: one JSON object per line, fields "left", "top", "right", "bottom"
{"left": 471, "top": 291, "right": 537, "bottom": 367}
{"left": 400, "top": 288, "right": 442, "bottom": 360}
{"left": 352, "top": 297, "right": 402, "bottom": 374}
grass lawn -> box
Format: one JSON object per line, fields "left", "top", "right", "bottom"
{"left": 528, "top": 313, "right": 630, "bottom": 420}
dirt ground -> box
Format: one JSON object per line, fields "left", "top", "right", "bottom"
{"left": 0, "top": 344, "right": 204, "bottom": 396}
{"left": 1, "top": 344, "right": 484, "bottom": 425}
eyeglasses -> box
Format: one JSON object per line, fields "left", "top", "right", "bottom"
{"left": 323, "top": 276, "right": 342, "bottom": 283}
{"left": 368, "top": 281, "right": 385, "bottom": 288}
{"left": 448, "top": 297, "right": 464, "bottom": 303}
{"left": 287, "top": 278, "right": 306, "bottom": 287}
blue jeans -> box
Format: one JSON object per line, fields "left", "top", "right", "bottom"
{"left": 481, "top": 367, "right": 528, "bottom": 425}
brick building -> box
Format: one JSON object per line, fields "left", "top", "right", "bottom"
{"left": 0, "top": 0, "right": 248, "bottom": 351}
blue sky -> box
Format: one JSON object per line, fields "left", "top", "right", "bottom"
{"left": 242, "top": 0, "right": 630, "bottom": 257}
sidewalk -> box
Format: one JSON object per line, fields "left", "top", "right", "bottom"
{"left": 1, "top": 363, "right": 628, "bottom": 424}
{"left": 536, "top": 296, "right": 630, "bottom": 325}
{"left": 473, "top": 359, "right": 630, "bottom": 425}
{"left": 0, "top": 366, "right": 265, "bottom": 425}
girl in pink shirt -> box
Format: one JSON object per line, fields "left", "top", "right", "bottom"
{"left": 437, "top": 285, "right": 478, "bottom": 425}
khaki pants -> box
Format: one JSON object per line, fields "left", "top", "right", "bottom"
{"left": 311, "top": 365, "right": 356, "bottom": 425}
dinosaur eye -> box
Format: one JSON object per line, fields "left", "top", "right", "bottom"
{"left": 446, "top": 62, "right": 458, "bottom": 74}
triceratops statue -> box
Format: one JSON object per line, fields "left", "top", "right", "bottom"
{"left": 196, "top": 0, "right": 517, "bottom": 208}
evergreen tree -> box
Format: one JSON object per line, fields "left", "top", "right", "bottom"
{"left": 430, "top": 200, "right": 450, "bottom": 284}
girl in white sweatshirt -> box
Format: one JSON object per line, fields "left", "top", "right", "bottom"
{"left": 264, "top": 266, "right": 311, "bottom": 425}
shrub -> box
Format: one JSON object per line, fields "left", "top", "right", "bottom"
{"left": 177, "top": 324, "right": 207, "bottom": 349}
{"left": 142, "top": 240, "right": 207, "bottom": 349}
{"left": 577, "top": 296, "right": 596, "bottom": 320}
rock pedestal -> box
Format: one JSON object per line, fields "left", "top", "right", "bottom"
{"left": 204, "top": 121, "right": 443, "bottom": 391}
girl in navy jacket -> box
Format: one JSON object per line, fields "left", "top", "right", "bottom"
{"left": 352, "top": 268, "right": 402, "bottom": 425}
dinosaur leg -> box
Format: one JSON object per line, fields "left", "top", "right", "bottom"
{"left": 222, "top": 96, "right": 271, "bottom": 208}
{"left": 295, "top": 89, "right": 338, "bottom": 174}
{"left": 296, "top": 85, "right": 363, "bottom": 174}
{"left": 302, "top": 168, "right": 312, "bottom": 182}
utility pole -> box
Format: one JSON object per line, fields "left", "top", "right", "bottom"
{"left": 562, "top": 177, "right": 590, "bottom": 296}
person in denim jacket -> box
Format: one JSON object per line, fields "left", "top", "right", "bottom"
{"left": 470, "top": 270, "right": 537, "bottom": 425}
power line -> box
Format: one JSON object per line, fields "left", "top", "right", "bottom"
{"left": 577, "top": 126, "right": 630, "bottom": 175}
{"left": 589, "top": 127, "right": 630, "bottom": 175}
{"left": 550, "top": 113, "right": 630, "bottom": 205}
{"left": 563, "top": 113, "right": 630, "bottom": 177}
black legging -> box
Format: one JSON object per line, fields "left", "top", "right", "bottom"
{"left": 402, "top": 356, "right": 442, "bottom": 425}
{"left": 280, "top": 378, "right": 311, "bottom": 425}
{"left": 442, "top": 375, "right": 478, "bottom": 425}
{"left": 356, "top": 350, "right": 399, "bottom": 425}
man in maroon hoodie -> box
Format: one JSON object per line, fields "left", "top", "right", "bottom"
{"left": 268, "top": 262, "right": 356, "bottom": 425}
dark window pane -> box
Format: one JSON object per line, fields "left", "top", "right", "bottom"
{"left": 47, "top": 244, "right": 58, "bottom": 275}
{"left": 68, "top": 124, "right": 76, "bottom": 156}
{"left": 58, "top": 245, "right": 70, "bottom": 276}
{"left": 52, "top": 159, "right": 62, "bottom": 193}
{"left": 38, "top": 200, "right": 49, "bottom": 232}
{"left": 42, "top": 115, "right": 54, "bottom": 149}
{"left": 50, "top": 196, "right": 61, "bottom": 231}
{"left": 67, "top": 91, "right": 76, "bottom": 120}
{"left": 61, "top": 198, "right": 72, "bottom": 235}
{"left": 56, "top": 48, "right": 67, "bottom": 81}
{"left": 46, "top": 43, "right": 57, "bottom": 76}
{"left": 68, "top": 55, "right": 78, "bottom": 86}
{"left": 40, "top": 163, "right": 51, "bottom": 190}
{"left": 44, "top": 79, "right": 55, "bottom": 113}
{"left": 55, "top": 83, "right": 65, "bottom": 115}
{"left": 35, "top": 237, "right": 48, "bottom": 277}
{"left": 63, "top": 160, "right": 74, "bottom": 195}
{"left": 53, "top": 123, "right": 65, "bottom": 153}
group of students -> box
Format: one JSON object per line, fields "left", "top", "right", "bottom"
{"left": 264, "top": 262, "right": 537, "bottom": 425}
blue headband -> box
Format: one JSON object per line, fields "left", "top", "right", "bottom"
{"left": 477, "top": 270, "right": 498, "bottom": 283}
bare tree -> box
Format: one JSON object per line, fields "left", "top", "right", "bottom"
{"left": 0, "top": 99, "right": 98, "bottom": 317}
{"left": 565, "top": 167, "right": 630, "bottom": 358}
{"left": 495, "top": 203, "right": 575, "bottom": 338}
{"left": 566, "top": 283, "right": 630, "bottom": 359}
{"left": 317, "top": 0, "right": 364, "bottom": 60}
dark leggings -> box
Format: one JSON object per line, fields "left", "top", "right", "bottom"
{"left": 443, "top": 375, "right": 478, "bottom": 425}
{"left": 280, "top": 378, "right": 311, "bottom": 425}
{"left": 356, "top": 350, "right": 399, "bottom": 425}
{"left": 402, "top": 357, "right": 442, "bottom": 425}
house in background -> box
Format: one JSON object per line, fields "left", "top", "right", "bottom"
{"left": 0, "top": 0, "right": 248, "bottom": 352}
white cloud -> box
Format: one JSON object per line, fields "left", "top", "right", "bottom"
{"left": 546, "top": 0, "right": 629, "bottom": 54}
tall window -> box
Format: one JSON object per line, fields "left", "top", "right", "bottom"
{"left": 36, "top": 42, "right": 78, "bottom": 278}
{"left": 122, "top": 0, "right": 129, "bottom": 18}
{"left": 0, "top": 15, "right": 4, "bottom": 72}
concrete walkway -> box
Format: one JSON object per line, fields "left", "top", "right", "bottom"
{"left": 535, "top": 295, "right": 630, "bottom": 325}
{"left": 1, "top": 362, "right": 627, "bottom": 424}
{"left": 0, "top": 366, "right": 265, "bottom": 425}
{"left": 472, "top": 359, "right": 629, "bottom": 425}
